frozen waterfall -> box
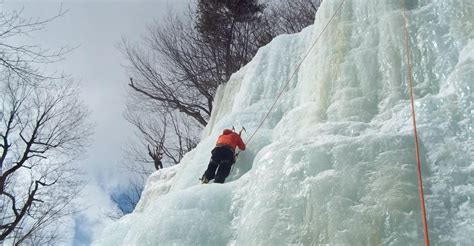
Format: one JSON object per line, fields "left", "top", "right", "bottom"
{"left": 94, "top": 0, "right": 473, "bottom": 245}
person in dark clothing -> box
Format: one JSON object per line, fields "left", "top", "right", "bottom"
{"left": 202, "top": 129, "right": 246, "bottom": 184}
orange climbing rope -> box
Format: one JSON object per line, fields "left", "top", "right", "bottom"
{"left": 245, "top": 0, "right": 346, "bottom": 146}
{"left": 401, "top": 6, "right": 431, "bottom": 246}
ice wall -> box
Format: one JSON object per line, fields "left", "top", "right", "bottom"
{"left": 95, "top": 0, "right": 473, "bottom": 245}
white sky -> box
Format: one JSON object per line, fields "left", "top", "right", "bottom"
{"left": 3, "top": 0, "right": 188, "bottom": 244}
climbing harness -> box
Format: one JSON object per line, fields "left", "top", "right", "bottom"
{"left": 401, "top": 4, "right": 430, "bottom": 246}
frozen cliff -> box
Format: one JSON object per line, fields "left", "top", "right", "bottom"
{"left": 95, "top": 0, "right": 473, "bottom": 245}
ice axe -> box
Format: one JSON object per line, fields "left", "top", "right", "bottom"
{"left": 231, "top": 126, "right": 246, "bottom": 173}
{"left": 234, "top": 126, "right": 246, "bottom": 158}
{"left": 239, "top": 126, "right": 246, "bottom": 136}
{"left": 231, "top": 126, "right": 246, "bottom": 136}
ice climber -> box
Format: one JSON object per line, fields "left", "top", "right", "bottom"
{"left": 201, "top": 128, "right": 246, "bottom": 184}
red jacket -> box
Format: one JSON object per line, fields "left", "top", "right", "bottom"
{"left": 216, "top": 129, "right": 246, "bottom": 152}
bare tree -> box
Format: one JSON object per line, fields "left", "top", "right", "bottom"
{"left": 0, "top": 5, "right": 90, "bottom": 241}
{"left": 109, "top": 94, "right": 199, "bottom": 219}
{"left": 122, "top": 0, "right": 320, "bottom": 135}
{"left": 0, "top": 73, "right": 90, "bottom": 244}
{"left": 265, "top": 0, "right": 322, "bottom": 35}
{"left": 124, "top": 27, "right": 213, "bottom": 127}
{"left": 148, "top": 145, "right": 163, "bottom": 170}
{"left": 111, "top": 113, "right": 197, "bottom": 219}
{"left": 119, "top": 2, "right": 268, "bottom": 189}
{"left": 123, "top": 0, "right": 268, "bottom": 128}
{"left": 0, "top": 5, "right": 71, "bottom": 83}
{"left": 123, "top": 97, "right": 199, "bottom": 175}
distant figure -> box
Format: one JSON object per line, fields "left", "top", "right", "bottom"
{"left": 201, "top": 129, "right": 246, "bottom": 184}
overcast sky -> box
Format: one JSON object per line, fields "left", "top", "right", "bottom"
{"left": 3, "top": 0, "right": 187, "bottom": 244}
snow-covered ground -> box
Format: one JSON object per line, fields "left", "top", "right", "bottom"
{"left": 94, "top": 0, "right": 473, "bottom": 245}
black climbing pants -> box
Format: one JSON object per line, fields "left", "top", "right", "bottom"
{"left": 203, "top": 146, "right": 235, "bottom": 183}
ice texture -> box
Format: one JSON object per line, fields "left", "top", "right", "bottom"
{"left": 94, "top": 0, "right": 473, "bottom": 245}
